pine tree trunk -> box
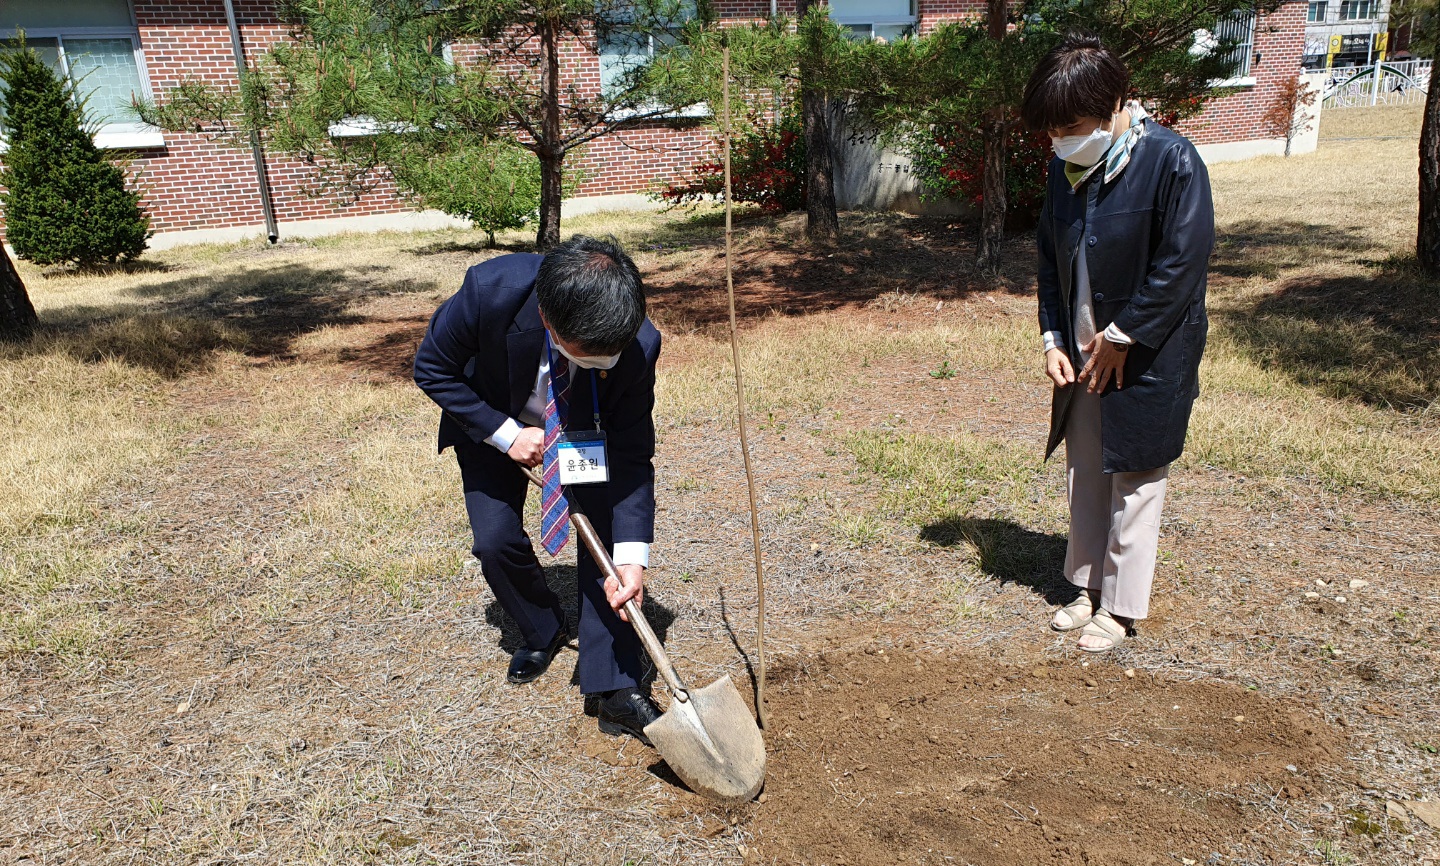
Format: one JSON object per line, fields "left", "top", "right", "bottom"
{"left": 535, "top": 17, "right": 564, "bottom": 251}
{"left": 796, "top": 0, "right": 839, "bottom": 244}
{"left": 537, "top": 148, "right": 565, "bottom": 251}
{"left": 801, "top": 88, "right": 840, "bottom": 243}
{"left": 0, "top": 244, "right": 38, "bottom": 343}
{"left": 1419, "top": 77, "right": 1440, "bottom": 274}
{"left": 976, "top": 0, "right": 1009, "bottom": 277}
{"left": 977, "top": 112, "right": 1008, "bottom": 277}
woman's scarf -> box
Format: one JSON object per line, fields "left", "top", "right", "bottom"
{"left": 1067, "top": 100, "right": 1150, "bottom": 191}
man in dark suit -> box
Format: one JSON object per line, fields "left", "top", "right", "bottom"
{"left": 413, "top": 236, "right": 663, "bottom": 741}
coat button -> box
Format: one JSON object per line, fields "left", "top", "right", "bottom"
{"left": 1087, "top": 236, "right": 1098, "bottom": 247}
{"left": 599, "top": 370, "right": 607, "bottom": 379}
{"left": 1093, "top": 292, "right": 1105, "bottom": 301}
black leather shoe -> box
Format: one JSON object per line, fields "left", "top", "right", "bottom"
{"left": 506, "top": 629, "right": 569, "bottom": 684}
{"left": 595, "top": 687, "right": 662, "bottom": 745}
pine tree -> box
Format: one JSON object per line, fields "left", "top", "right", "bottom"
{"left": 842, "top": 0, "right": 1277, "bottom": 275}
{"left": 0, "top": 42, "right": 150, "bottom": 268}
{"left": 142, "top": 0, "right": 695, "bottom": 249}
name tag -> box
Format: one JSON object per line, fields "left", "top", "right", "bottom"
{"left": 556, "top": 431, "right": 609, "bottom": 485}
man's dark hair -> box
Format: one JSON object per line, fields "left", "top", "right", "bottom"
{"left": 1020, "top": 32, "right": 1131, "bottom": 133}
{"left": 535, "top": 235, "right": 646, "bottom": 355}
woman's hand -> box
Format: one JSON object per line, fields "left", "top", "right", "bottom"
{"left": 1045, "top": 347, "right": 1076, "bottom": 388}
{"left": 1078, "top": 335, "right": 1127, "bottom": 393}
{"left": 606, "top": 565, "right": 645, "bottom": 622}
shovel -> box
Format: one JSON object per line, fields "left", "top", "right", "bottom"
{"left": 521, "top": 466, "right": 767, "bottom": 803}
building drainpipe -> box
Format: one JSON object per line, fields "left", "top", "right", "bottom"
{"left": 222, "top": 0, "right": 279, "bottom": 243}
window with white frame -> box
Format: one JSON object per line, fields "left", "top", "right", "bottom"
{"left": 599, "top": 27, "right": 682, "bottom": 95}
{"left": 1339, "top": 0, "right": 1373, "bottom": 19}
{"left": 1307, "top": 2, "right": 1328, "bottom": 22}
{"left": 596, "top": 5, "right": 709, "bottom": 120}
{"left": 830, "top": 0, "right": 917, "bottom": 42}
{"left": 1212, "top": 11, "right": 1257, "bottom": 80}
{"left": 1, "top": 0, "right": 161, "bottom": 149}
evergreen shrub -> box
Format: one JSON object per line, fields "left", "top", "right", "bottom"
{"left": 0, "top": 42, "right": 150, "bottom": 267}
{"left": 391, "top": 139, "right": 544, "bottom": 247}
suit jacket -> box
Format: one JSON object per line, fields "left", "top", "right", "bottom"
{"left": 1036, "top": 120, "right": 1214, "bottom": 474}
{"left": 413, "top": 253, "right": 662, "bottom": 545}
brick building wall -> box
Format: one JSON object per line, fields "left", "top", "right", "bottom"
{"left": 1176, "top": 1, "right": 1309, "bottom": 146}
{"left": 916, "top": 0, "right": 983, "bottom": 34}
{"left": 127, "top": 0, "right": 409, "bottom": 234}
{"left": 1, "top": 0, "right": 1306, "bottom": 239}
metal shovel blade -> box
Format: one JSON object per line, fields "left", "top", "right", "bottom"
{"left": 513, "top": 467, "right": 766, "bottom": 803}
{"left": 644, "top": 674, "right": 766, "bottom": 804}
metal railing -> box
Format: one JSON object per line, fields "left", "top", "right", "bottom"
{"left": 1321, "top": 59, "right": 1431, "bottom": 108}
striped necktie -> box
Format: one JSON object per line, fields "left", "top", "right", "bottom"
{"left": 539, "top": 353, "right": 571, "bottom": 556}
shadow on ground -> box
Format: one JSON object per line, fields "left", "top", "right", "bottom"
{"left": 643, "top": 211, "right": 1036, "bottom": 331}
{"left": 7, "top": 261, "right": 436, "bottom": 379}
{"left": 481, "top": 563, "right": 678, "bottom": 689}
{"left": 920, "top": 516, "right": 1070, "bottom": 604}
{"left": 1213, "top": 220, "right": 1440, "bottom": 411}
{"left": 1212, "top": 219, "right": 1376, "bottom": 279}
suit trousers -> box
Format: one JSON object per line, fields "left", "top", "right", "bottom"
{"left": 1063, "top": 387, "right": 1168, "bottom": 620}
{"left": 455, "top": 444, "right": 646, "bottom": 694}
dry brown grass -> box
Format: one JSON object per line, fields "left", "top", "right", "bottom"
{"left": 1320, "top": 102, "right": 1424, "bottom": 140}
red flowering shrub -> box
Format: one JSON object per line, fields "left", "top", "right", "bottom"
{"left": 660, "top": 107, "right": 806, "bottom": 213}
{"left": 908, "top": 122, "right": 1052, "bottom": 229}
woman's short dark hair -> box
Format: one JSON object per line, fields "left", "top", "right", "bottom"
{"left": 535, "top": 235, "right": 647, "bottom": 356}
{"left": 1020, "top": 31, "right": 1131, "bottom": 133}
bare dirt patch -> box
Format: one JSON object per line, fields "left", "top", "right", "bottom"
{"left": 747, "top": 647, "right": 1345, "bottom": 866}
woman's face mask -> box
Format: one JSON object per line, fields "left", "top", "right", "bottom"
{"left": 1051, "top": 112, "right": 1118, "bottom": 167}
{"left": 549, "top": 333, "right": 621, "bottom": 370}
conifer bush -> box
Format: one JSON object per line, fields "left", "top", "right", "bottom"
{"left": 0, "top": 42, "right": 150, "bottom": 268}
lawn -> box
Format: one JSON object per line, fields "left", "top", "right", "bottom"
{"left": 0, "top": 105, "right": 1436, "bottom": 865}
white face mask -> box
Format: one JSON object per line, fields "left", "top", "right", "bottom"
{"left": 550, "top": 335, "right": 621, "bottom": 370}
{"left": 1052, "top": 113, "right": 1118, "bottom": 167}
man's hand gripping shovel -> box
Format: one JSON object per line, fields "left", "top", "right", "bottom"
{"left": 519, "top": 465, "right": 766, "bottom": 804}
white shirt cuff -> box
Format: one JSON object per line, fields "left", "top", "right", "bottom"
{"left": 484, "top": 418, "right": 524, "bottom": 453}
{"left": 1103, "top": 323, "right": 1133, "bottom": 345}
{"left": 1042, "top": 330, "right": 1066, "bottom": 353}
{"left": 612, "top": 542, "right": 650, "bottom": 569}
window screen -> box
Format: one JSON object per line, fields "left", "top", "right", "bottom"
{"left": 1213, "top": 12, "right": 1256, "bottom": 78}
{"left": 1, "top": 0, "right": 149, "bottom": 132}
{"left": 828, "top": 0, "right": 915, "bottom": 20}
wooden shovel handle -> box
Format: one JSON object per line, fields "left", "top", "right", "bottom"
{"left": 519, "top": 465, "right": 691, "bottom": 702}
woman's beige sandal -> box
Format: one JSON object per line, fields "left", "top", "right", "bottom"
{"left": 1051, "top": 590, "right": 1099, "bottom": 632}
{"left": 1077, "top": 609, "right": 1129, "bottom": 653}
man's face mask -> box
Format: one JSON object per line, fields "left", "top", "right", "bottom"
{"left": 550, "top": 333, "right": 621, "bottom": 370}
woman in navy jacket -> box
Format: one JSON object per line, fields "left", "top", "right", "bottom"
{"left": 1025, "top": 33, "right": 1214, "bottom": 652}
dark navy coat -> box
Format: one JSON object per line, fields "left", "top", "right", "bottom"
{"left": 1037, "top": 120, "right": 1215, "bottom": 474}
{"left": 413, "top": 253, "right": 661, "bottom": 545}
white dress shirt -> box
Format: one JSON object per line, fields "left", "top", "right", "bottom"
{"left": 485, "top": 356, "right": 650, "bottom": 568}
